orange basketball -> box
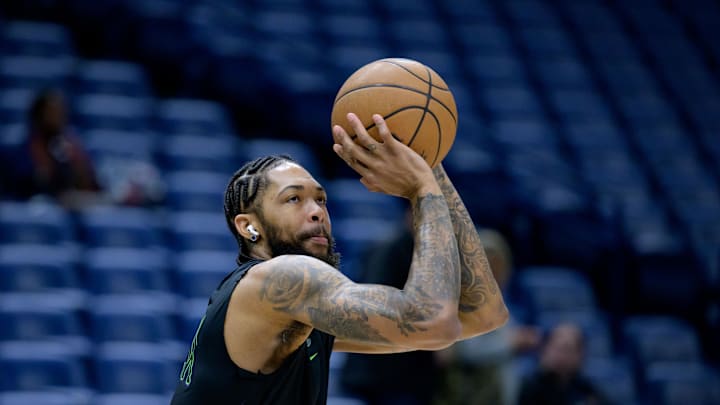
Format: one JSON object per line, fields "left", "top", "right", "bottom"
{"left": 331, "top": 58, "right": 458, "bottom": 168}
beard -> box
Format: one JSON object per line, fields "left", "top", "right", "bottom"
{"left": 260, "top": 217, "right": 341, "bottom": 269}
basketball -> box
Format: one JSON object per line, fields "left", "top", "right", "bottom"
{"left": 331, "top": 58, "right": 458, "bottom": 168}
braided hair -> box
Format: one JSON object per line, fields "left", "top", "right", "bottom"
{"left": 223, "top": 154, "right": 296, "bottom": 257}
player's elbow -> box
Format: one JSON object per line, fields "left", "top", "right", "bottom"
{"left": 420, "top": 310, "right": 462, "bottom": 350}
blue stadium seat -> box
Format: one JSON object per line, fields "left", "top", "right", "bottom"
{"left": 320, "top": 14, "right": 383, "bottom": 44}
{"left": 644, "top": 361, "right": 720, "bottom": 405}
{"left": 164, "top": 170, "right": 228, "bottom": 212}
{"left": 332, "top": 218, "right": 398, "bottom": 280}
{"left": 0, "top": 88, "right": 36, "bottom": 125}
{"left": 243, "top": 139, "right": 321, "bottom": 177}
{"left": 533, "top": 57, "right": 592, "bottom": 89}
{"left": 375, "top": 0, "right": 437, "bottom": 17}
{"left": 84, "top": 248, "right": 169, "bottom": 295}
{"left": 481, "top": 85, "right": 543, "bottom": 118}
{"left": 0, "top": 244, "right": 80, "bottom": 294}
{"left": 547, "top": 88, "right": 610, "bottom": 121}
{"left": 175, "top": 250, "right": 236, "bottom": 298}
{"left": 94, "top": 342, "right": 177, "bottom": 394}
{"left": 77, "top": 206, "right": 164, "bottom": 248}
{"left": 452, "top": 21, "right": 511, "bottom": 55}
{"left": 518, "top": 27, "right": 575, "bottom": 57}
{"left": 73, "top": 60, "right": 150, "bottom": 97}
{"left": 623, "top": 316, "right": 702, "bottom": 369}
{"left": 583, "top": 357, "right": 638, "bottom": 405}
{"left": 93, "top": 393, "right": 172, "bottom": 405}
{"left": 73, "top": 94, "right": 151, "bottom": 131}
{"left": 2, "top": 21, "right": 74, "bottom": 58}
{"left": 89, "top": 294, "right": 177, "bottom": 343}
{"left": 536, "top": 311, "right": 613, "bottom": 358}
{"left": 0, "top": 341, "right": 88, "bottom": 391}
{"left": 83, "top": 128, "right": 157, "bottom": 161}
{"left": 437, "top": 0, "right": 496, "bottom": 21}
{"left": 0, "top": 306, "right": 85, "bottom": 343}
{"left": 501, "top": 0, "right": 560, "bottom": 27}
{"left": 0, "top": 390, "right": 92, "bottom": 405}
{"left": 0, "top": 200, "right": 74, "bottom": 244}
{"left": 159, "top": 134, "right": 241, "bottom": 172}
{"left": 515, "top": 266, "right": 597, "bottom": 316}
{"left": 387, "top": 18, "right": 450, "bottom": 49}
{"left": 168, "top": 211, "right": 237, "bottom": 252}
{"left": 155, "top": 98, "right": 232, "bottom": 136}
{"left": 468, "top": 52, "right": 527, "bottom": 86}
{"left": 324, "top": 179, "right": 405, "bottom": 221}
{"left": 0, "top": 56, "right": 73, "bottom": 91}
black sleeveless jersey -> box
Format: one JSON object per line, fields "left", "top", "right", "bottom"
{"left": 171, "top": 258, "right": 336, "bottom": 405}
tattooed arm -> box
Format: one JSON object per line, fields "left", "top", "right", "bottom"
{"left": 251, "top": 191, "right": 462, "bottom": 351}
{"left": 433, "top": 164, "right": 509, "bottom": 339}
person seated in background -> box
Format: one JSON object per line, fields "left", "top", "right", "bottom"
{"left": 434, "top": 229, "right": 541, "bottom": 405}
{"left": 517, "top": 323, "right": 606, "bottom": 405}
{"left": 10, "top": 88, "right": 102, "bottom": 208}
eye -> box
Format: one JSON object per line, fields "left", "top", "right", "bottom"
{"left": 287, "top": 195, "right": 300, "bottom": 203}
{"left": 316, "top": 196, "right": 327, "bottom": 205}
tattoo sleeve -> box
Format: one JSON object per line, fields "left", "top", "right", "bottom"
{"left": 257, "top": 192, "right": 461, "bottom": 346}
{"left": 432, "top": 165, "right": 501, "bottom": 313}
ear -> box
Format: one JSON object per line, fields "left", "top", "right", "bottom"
{"left": 234, "top": 214, "right": 261, "bottom": 241}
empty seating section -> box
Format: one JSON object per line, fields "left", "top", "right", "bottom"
{"left": 0, "top": 0, "right": 719, "bottom": 403}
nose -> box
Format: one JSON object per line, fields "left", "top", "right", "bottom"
{"left": 307, "top": 200, "right": 326, "bottom": 223}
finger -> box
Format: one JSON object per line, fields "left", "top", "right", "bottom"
{"left": 373, "top": 114, "right": 396, "bottom": 148}
{"left": 333, "top": 137, "right": 372, "bottom": 176}
{"left": 347, "top": 113, "right": 381, "bottom": 151}
{"left": 359, "top": 177, "right": 381, "bottom": 193}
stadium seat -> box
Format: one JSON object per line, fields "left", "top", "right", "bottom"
{"left": 536, "top": 310, "right": 613, "bottom": 358}
{"left": 94, "top": 342, "right": 177, "bottom": 394}
{"left": 93, "top": 393, "right": 172, "bottom": 405}
{"left": 0, "top": 55, "right": 72, "bottom": 100}
{"left": 159, "top": 134, "right": 241, "bottom": 172}
{"left": 332, "top": 218, "right": 399, "bottom": 280}
{"left": 0, "top": 341, "right": 88, "bottom": 391}
{"left": 73, "top": 94, "right": 151, "bottom": 132}
{"left": 243, "top": 139, "right": 321, "bottom": 178}
{"left": 0, "top": 390, "right": 93, "bottom": 405}
{"left": 324, "top": 179, "right": 405, "bottom": 221}
{"left": 0, "top": 88, "right": 36, "bottom": 125}
{"left": 623, "top": 316, "right": 702, "bottom": 376}
{"left": 0, "top": 200, "right": 74, "bottom": 244}
{"left": 73, "top": 59, "right": 150, "bottom": 97}
{"left": 163, "top": 170, "right": 229, "bottom": 212}
{"left": 644, "top": 361, "right": 720, "bottom": 405}
{"left": 583, "top": 357, "right": 638, "bottom": 405}
{"left": 89, "top": 294, "right": 177, "bottom": 343}
{"left": 155, "top": 98, "right": 232, "bottom": 136}
{"left": 168, "top": 211, "right": 237, "bottom": 252}
{"left": 515, "top": 266, "right": 597, "bottom": 317}
{"left": 84, "top": 247, "right": 169, "bottom": 295}
{"left": 174, "top": 250, "right": 236, "bottom": 298}
{"left": 77, "top": 205, "right": 164, "bottom": 248}
{"left": 2, "top": 21, "right": 74, "bottom": 58}
{"left": 0, "top": 244, "right": 80, "bottom": 294}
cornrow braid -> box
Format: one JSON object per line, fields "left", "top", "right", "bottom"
{"left": 223, "top": 154, "right": 296, "bottom": 257}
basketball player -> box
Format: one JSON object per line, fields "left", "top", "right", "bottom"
{"left": 171, "top": 113, "right": 509, "bottom": 404}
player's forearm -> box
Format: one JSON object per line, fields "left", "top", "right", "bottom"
{"left": 432, "top": 165, "right": 508, "bottom": 337}
{"left": 403, "top": 189, "right": 462, "bottom": 340}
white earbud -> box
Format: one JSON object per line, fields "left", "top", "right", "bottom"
{"left": 247, "top": 225, "right": 260, "bottom": 242}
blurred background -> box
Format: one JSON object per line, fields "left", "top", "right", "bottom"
{"left": 0, "top": 0, "right": 718, "bottom": 404}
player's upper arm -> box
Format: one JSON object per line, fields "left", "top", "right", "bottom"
{"left": 247, "top": 254, "right": 460, "bottom": 351}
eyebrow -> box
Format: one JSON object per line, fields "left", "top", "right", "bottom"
{"left": 277, "top": 184, "right": 325, "bottom": 196}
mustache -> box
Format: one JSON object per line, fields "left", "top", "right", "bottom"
{"left": 298, "top": 226, "right": 331, "bottom": 241}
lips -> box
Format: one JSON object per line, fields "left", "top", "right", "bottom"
{"left": 308, "top": 235, "right": 329, "bottom": 246}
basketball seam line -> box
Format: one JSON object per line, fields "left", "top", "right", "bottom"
{"left": 362, "top": 106, "right": 444, "bottom": 167}
{"left": 406, "top": 66, "right": 434, "bottom": 149}
{"left": 334, "top": 83, "right": 457, "bottom": 123}
{"left": 381, "top": 60, "right": 451, "bottom": 92}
